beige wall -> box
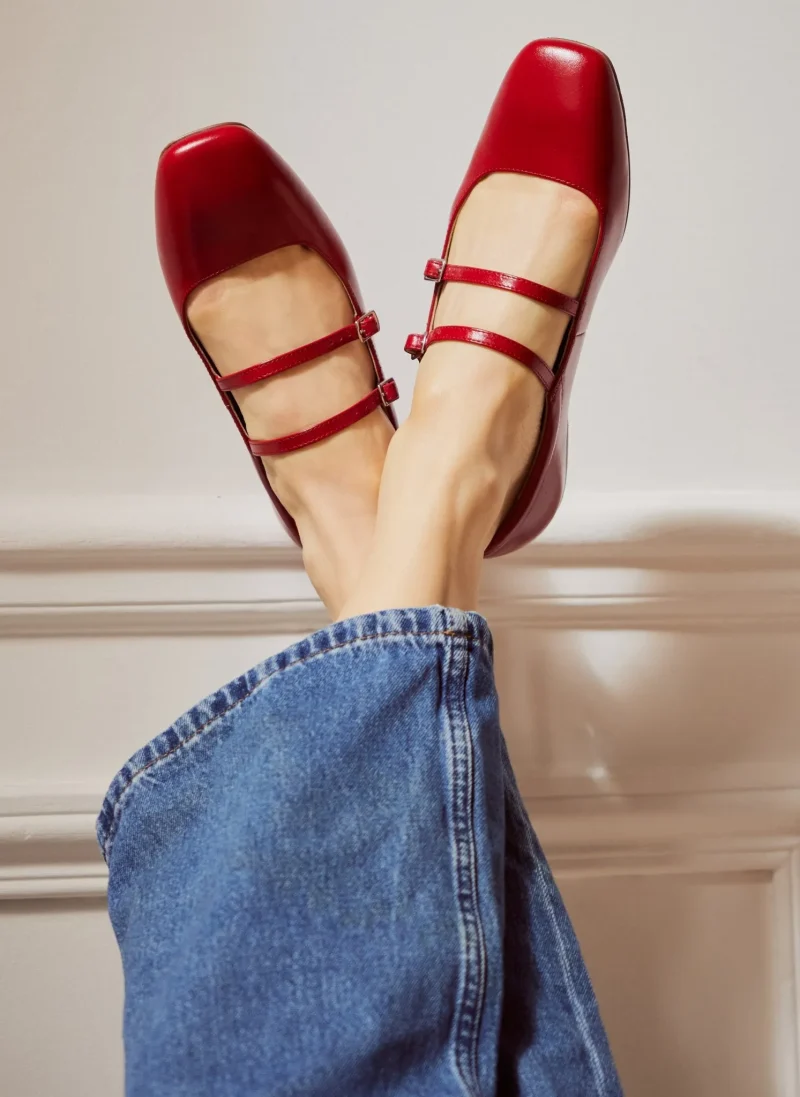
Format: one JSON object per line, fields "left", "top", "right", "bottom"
{"left": 1, "top": 0, "right": 800, "bottom": 1094}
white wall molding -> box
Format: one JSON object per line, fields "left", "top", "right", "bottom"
{"left": 3, "top": 491, "right": 800, "bottom": 637}
{"left": 3, "top": 480, "right": 800, "bottom": 1097}
{"left": 0, "top": 814, "right": 106, "bottom": 901}
{"left": 3, "top": 491, "right": 800, "bottom": 566}
{"left": 3, "top": 787, "right": 800, "bottom": 902}
{"left": 2, "top": 788, "right": 800, "bottom": 1093}
{"left": 0, "top": 599, "right": 330, "bottom": 639}
{"left": 4, "top": 491, "right": 800, "bottom": 893}
{"left": 6, "top": 591, "right": 800, "bottom": 640}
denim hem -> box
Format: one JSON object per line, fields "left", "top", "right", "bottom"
{"left": 96, "top": 605, "right": 493, "bottom": 864}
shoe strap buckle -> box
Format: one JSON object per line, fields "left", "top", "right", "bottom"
{"left": 378, "top": 378, "right": 399, "bottom": 407}
{"left": 355, "top": 310, "right": 380, "bottom": 342}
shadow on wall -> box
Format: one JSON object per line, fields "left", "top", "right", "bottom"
{"left": 487, "top": 513, "right": 800, "bottom": 797}
{"left": 484, "top": 513, "right": 799, "bottom": 1097}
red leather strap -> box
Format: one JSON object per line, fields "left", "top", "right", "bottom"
{"left": 216, "top": 311, "right": 380, "bottom": 392}
{"left": 423, "top": 258, "right": 578, "bottom": 316}
{"left": 404, "top": 333, "right": 426, "bottom": 358}
{"left": 404, "top": 327, "right": 554, "bottom": 391}
{"left": 247, "top": 378, "right": 399, "bottom": 456}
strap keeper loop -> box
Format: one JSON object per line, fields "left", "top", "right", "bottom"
{"left": 424, "top": 258, "right": 446, "bottom": 283}
{"left": 404, "top": 332, "right": 427, "bottom": 360}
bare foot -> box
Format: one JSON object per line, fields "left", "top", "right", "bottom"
{"left": 187, "top": 246, "right": 394, "bottom": 616}
{"left": 413, "top": 173, "right": 599, "bottom": 531}
{"left": 340, "top": 174, "right": 599, "bottom": 617}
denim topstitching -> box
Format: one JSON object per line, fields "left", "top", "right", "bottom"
{"left": 442, "top": 630, "right": 489, "bottom": 1096}
{"left": 501, "top": 747, "right": 610, "bottom": 1095}
{"left": 97, "top": 623, "right": 485, "bottom": 864}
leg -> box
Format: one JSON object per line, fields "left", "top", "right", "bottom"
{"left": 100, "top": 608, "right": 621, "bottom": 1097}
{"left": 107, "top": 182, "right": 618, "bottom": 1097}
{"left": 101, "top": 609, "right": 506, "bottom": 1097}
{"left": 122, "top": 157, "right": 614, "bottom": 1097}
{"left": 188, "top": 245, "right": 393, "bottom": 618}
{"left": 497, "top": 741, "right": 621, "bottom": 1095}
{"left": 114, "top": 43, "right": 626, "bottom": 1097}
{"left": 340, "top": 174, "right": 598, "bottom": 618}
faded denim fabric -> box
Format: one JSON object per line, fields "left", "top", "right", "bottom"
{"left": 97, "top": 606, "right": 622, "bottom": 1097}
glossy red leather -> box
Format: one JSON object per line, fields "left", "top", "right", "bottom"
{"left": 215, "top": 311, "right": 380, "bottom": 392}
{"left": 155, "top": 123, "right": 398, "bottom": 546}
{"left": 405, "top": 326, "right": 555, "bottom": 391}
{"left": 249, "top": 379, "right": 399, "bottom": 456}
{"left": 409, "top": 39, "right": 630, "bottom": 556}
{"left": 422, "top": 259, "right": 579, "bottom": 315}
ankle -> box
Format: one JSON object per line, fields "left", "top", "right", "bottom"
{"left": 337, "top": 420, "right": 499, "bottom": 618}
{"left": 293, "top": 490, "right": 381, "bottom": 617}
{"left": 396, "top": 405, "right": 515, "bottom": 542}
{"left": 266, "top": 413, "right": 389, "bottom": 518}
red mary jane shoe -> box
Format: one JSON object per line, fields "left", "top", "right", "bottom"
{"left": 156, "top": 123, "right": 399, "bottom": 546}
{"left": 405, "top": 39, "right": 630, "bottom": 555}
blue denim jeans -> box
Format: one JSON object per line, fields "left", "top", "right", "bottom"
{"left": 97, "top": 606, "right": 622, "bottom": 1097}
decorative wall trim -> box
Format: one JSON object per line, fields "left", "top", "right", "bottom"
{"left": 5, "top": 590, "right": 800, "bottom": 639}
{"left": 0, "top": 600, "right": 330, "bottom": 639}
{"left": 4, "top": 804, "right": 798, "bottom": 1089}
{"left": 3, "top": 491, "right": 800, "bottom": 567}
{"left": 772, "top": 850, "right": 800, "bottom": 1095}
{"left": 2, "top": 491, "right": 800, "bottom": 637}
{"left": 3, "top": 787, "right": 800, "bottom": 902}
{"left": 4, "top": 792, "right": 799, "bottom": 1088}
{"left": 3, "top": 491, "right": 800, "bottom": 1095}
{"left": 0, "top": 806, "right": 105, "bottom": 901}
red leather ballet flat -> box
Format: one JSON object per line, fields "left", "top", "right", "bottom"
{"left": 405, "top": 39, "right": 630, "bottom": 556}
{"left": 155, "top": 123, "right": 398, "bottom": 546}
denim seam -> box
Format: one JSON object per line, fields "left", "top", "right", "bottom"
{"left": 443, "top": 636, "right": 488, "bottom": 1097}
{"left": 504, "top": 759, "right": 609, "bottom": 1095}
{"left": 99, "top": 627, "right": 476, "bottom": 863}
